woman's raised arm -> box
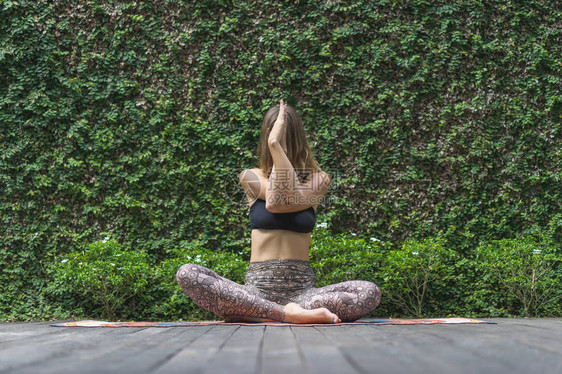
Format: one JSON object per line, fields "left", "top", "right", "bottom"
{"left": 265, "top": 100, "right": 330, "bottom": 213}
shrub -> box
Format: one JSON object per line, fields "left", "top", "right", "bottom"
{"left": 47, "top": 239, "right": 151, "bottom": 320}
{"left": 452, "top": 256, "right": 519, "bottom": 318}
{"left": 47, "top": 240, "right": 249, "bottom": 321}
{"left": 309, "top": 225, "right": 384, "bottom": 288}
{"left": 379, "top": 237, "right": 457, "bottom": 317}
{"left": 475, "top": 235, "right": 562, "bottom": 317}
{"left": 145, "top": 246, "right": 247, "bottom": 321}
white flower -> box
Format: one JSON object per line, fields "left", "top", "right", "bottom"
{"left": 412, "top": 251, "right": 419, "bottom": 255}
{"left": 370, "top": 237, "right": 380, "bottom": 242}
{"left": 102, "top": 236, "right": 109, "bottom": 243}
{"left": 351, "top": 233, "right": 357, "bottom": 236}
{"left": 318, "top": 222, "right": 328, "bottom": 228}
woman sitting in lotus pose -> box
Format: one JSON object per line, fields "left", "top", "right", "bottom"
{"left": 176, "top": 99, "right": 381, "bottom": 323}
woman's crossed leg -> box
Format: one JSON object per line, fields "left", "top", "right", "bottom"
{"left": 293, "top": 280, "right": 382, "bottom": 322}
{"left": 176, "top": 264, "right": 340, "bottom": 323}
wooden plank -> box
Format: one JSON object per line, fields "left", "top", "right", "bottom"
{"left": 352, "top": 325, "right": 486, "bottom": 374}
{"left": 2, "top": 319, "right": 561, "bottom": 374}
{"left": 425, "top": 324, "right": 562, "bottom": 373}
{"left": 357, "top": 323, "right": 562, "bottom": 374}
{"left": 492, "top": 317, "right": 562, "bottom": 353}
{"left": 509, "top": 330, "right": 562, "bottom": 354}
{"left": 0, "top": 321, "right": 51, "bottom": 331}
{"left": 314, "top": 325, "right": 396, "bottom": 374}
{"left": 0, "top": 322, "right": 101, "bottom": 347}
{"left": 0, "top": 325, "right": 129, "bottom": 372}
{"left": 317, "top": 325, "right": 448, "bottom": 374}
{"left": 151, "top": 325, "right": 238, "bottom": 374}
{"left": 260, "top": 326, "right": 307, "bottom": 374}
{"left": 489, "top": 318, "right": 562, "bottom": 333}
{"left": 67, "top": 327, "right": 211, "bottom": 374}
{"left": 203, "top": 325, "right": 265, "bottom": 374}
{"left": 291, "top": 326, "right": 359, "bottom": 374}
{"left": 351, "top": 324, "right": 514, "bottom": 374}
{"left": 3, "top": 326, "right": 196, "bottom": 374}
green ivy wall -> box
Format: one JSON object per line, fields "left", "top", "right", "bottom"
{"left": 1, "top": 0, "right": 560, "bottom": 319}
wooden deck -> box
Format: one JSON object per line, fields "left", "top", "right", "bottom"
{"left": 1, "top": 318, "right": 561, "bottom": 373}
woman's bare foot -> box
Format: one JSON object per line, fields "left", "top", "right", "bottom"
{"left": 283, "top": 302, "right": 341, "bottom": 324}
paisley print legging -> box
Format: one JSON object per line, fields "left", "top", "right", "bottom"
{"left": 176, "top": 259, "right": 381, "bottom": 322}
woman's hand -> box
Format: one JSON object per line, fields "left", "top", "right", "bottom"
{"left": 274, "top": 99, "right": 287, "bottom": 127}
{"left": 268, "top": 99, "right": 288, "bottom": 151}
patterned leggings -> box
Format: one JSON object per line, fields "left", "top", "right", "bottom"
{"left": 176, "top": 259, "right": 381, "bottom": 322}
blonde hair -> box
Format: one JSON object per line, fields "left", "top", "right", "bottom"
{"left": 257, "top": 103, "right": 322, "bottom": 182}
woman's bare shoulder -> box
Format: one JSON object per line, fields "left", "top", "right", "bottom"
{"left": 239, "top": 168, "right": 267, "bottom": 204}
{"left": 239, "top": 168, "right": 266, "bottom": 181}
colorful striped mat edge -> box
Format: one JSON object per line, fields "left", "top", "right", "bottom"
{"left": 51, "top": 318, "right": 495, "bottom": 327}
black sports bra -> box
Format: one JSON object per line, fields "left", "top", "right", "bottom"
{"left": 249, "top": 198, "right": 316, "bottom": 233}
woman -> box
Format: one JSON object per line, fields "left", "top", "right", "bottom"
{"left": 176, "top": 99, "right": 381, "bottom": 323}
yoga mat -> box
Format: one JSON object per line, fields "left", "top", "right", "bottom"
{"left": 51, "top": 318, "right": 495, "bottom": 328}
